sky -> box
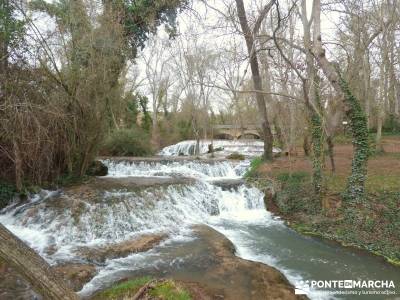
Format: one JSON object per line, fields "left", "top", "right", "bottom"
{"left": 131, "top": 0, "right": 340, "bottom": 111}
{"left": 28, "top": 0, "right": 341, "bottom": 112}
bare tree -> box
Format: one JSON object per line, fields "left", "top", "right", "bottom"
{"left": 235, "top": 0, "right": 275, "bottom": 160}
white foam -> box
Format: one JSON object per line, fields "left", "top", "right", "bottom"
{"left": 158, "top": 139, "right": 281, "bottom": 157}
{"left": 102, "top": 159, "right": 242, "bottom": 179}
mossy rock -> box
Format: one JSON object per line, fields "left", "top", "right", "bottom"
{"left": 226, "top": 152, "right": 245, "bottom": 160}
{"left": 86, "top": 161, "right": 108, "bottom": 176}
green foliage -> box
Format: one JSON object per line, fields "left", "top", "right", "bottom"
{"left": 0, "top": 181, "right": 17, "bottom": 209}
{"left": 276, "top": 171, "right": 309, "bottom": 184}
{"left": 101, "top": 127, "right": 153, "bottom": 156}
{"left": 280, "top": 181, "right": 400, "bottom": 264}
{"left": 275, "top": 171, "right": 320, "bottom": 214}
{"left": 125, "top": 93, "right": 139, "bottom": 127}
{"left": 136, "top": 93, "right": 152, "bottom": 132}
{"left": 149, "top": 280, "right": 191, "bottom": 300}
{"left": 0, "top": 0, "right": 25, "bottom": 49}
{"left": 244, "top": 156, "right": 264, "bottom": 178}
{"left": 383, "top": 114, "right": 400, "bottom": 133}
{"left": 176, "top": 119, "right": 192, "bottom": 140}
{"left": 121, "top": 0, "right": 187, "bottom": 54}
{"left": 338, "top": 76, "right": 369, "bottom": 203}
{"left": 309, "top": 77, "right": 325, "bottom": 195}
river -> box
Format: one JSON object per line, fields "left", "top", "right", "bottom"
{"left": 0, "top": 140, "right": 399, "bottom": 299}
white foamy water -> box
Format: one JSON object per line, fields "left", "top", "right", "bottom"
{"left": 158, "top": 139, "right": 281, "bottom": 157}
{"left": 102, "top": 159, "right": 246, "bottom": 179}
{"left": 0, "top": 160, "right": 259, "bottom": 264}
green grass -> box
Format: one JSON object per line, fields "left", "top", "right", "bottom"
{"left": 326, "top": 174, "right": 400, "bottom": 193}
{"left": 149, "top": 280, "right": 191, "bottom": 300}
{"left": 93, "top": 277, "right": 151, "bottom": 299}
{"left": 276, "top": 171, "right": 310, "bottom": 184}
{"left": 244, "top": 156, "right": 264, "bottom": 178}
{"left": 92, "top": 277, "right": 192, "bottom": 300}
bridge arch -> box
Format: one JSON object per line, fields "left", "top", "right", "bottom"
{"left": 238, "top": 132, "right": 261, "bottom": 140}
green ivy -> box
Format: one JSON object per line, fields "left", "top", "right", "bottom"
{"left": 338, "top": 76, "right": 369, "bottom": 203}
{"left": 307, "top": 76, "right": 325, "bottom": 196}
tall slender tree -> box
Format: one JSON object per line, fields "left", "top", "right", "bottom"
{"left": 235, "top": 0, "right": 275, "bottom": 160}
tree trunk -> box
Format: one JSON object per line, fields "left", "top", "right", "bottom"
{"left": 300, "top": 0, "right": 325, "bottom": 195}
{"left": 303, "top": 133, "right": 311, "bottom": 157}
{"left": 151, "top": 100, "right": 160, "bottom": 149}
{"left": 376, "top": 108, "right": 384, "bottom": 152}
{"left": 326, "top": 136, "right": 336, "bottom": 173}
{"left": 0, "top": 224, "right": 78, "bottom": 300}
{"left": 235, "top": 0, "right": 274, "bottom": 160}
{"left": 13, "top": 140, "right": 22, "bottom": 191}
{"left": 312, "top": 0, "right": 369, "bottom": 202}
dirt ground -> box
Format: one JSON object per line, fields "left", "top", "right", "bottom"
{"left": 259, "top": 135, "right": 400, "bottom": 192}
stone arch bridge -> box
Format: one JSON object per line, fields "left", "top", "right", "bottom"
{"left": 213, "top": 124, "right": 261, "bottom": 140}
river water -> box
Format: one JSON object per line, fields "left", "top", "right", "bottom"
{"left": 0, "top": 140, "right": 399, "bottom": 299}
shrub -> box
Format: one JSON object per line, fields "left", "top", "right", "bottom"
{"left": 275, "top": 171, "right": 320, "bottom": 214}
{"left": 383, "top": 114, "right": 400, "bottom": 133}
{"left": 244, "top": 156, "right": 264, "bottom": 178}
{"left": 101, "top": 127, "right": 153, "bottom": 157}
{"left": 276, "top": 171, "right": 309, "bottom": 185}
{"left": 0, "top": 181, "right": 17, "bottom": 209}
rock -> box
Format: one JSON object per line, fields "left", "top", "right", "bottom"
{"left": 226, "top": 152, "right": 245, "bottom": 160}
{"left": 86, "top": 161, "right": 108, "bottom": 176}
{"left": 86, "top": 176, "right": 196, "bottom": 191}
{"left": 209, "top": 178, "right": 245, "bottom": 190}
{"left": 53, "top": 263, "right": 97, "bottom": 292}
{"left": 76, "top": 234, "right": 167, "bottom": 263}
{"left": 207, "top": 144, "right": 214, "bottom": 153}
{"left": 99, "top": 226, "right": 307, "bottom": 300}
{"left": 183, "top": 225, "right": 307, "bottom": 300}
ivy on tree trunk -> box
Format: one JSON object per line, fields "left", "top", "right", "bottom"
{"left": 339, "top": 77, "right": 369, "bottom": 202}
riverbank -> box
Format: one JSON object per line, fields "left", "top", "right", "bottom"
{"left": 248, "top": 135, "right": 400, "bottom": 266}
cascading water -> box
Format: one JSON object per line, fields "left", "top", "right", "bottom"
{"left": 102, "top": 159, "right": 246, "bottom": 179}
{"left": 1, "top": 147, "right": 399, "bottom": 299}
{"left": 158, "top": 139, "right": 280, "bottom": 157}
{"left": 0, "top": 160, "right": 260, "bottom": 264}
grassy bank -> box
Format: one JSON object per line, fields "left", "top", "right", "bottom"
{"left": 247, "top": 138, "right": 400, "bottom": 266}
{"left": 91, "top": 277, "right": 192, "bottom": 300}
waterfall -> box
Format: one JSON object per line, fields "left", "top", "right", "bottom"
{"left": 158, "top": 139, "right": 279, "bottom": 157}
{"left": 0, "top": 159, "right": 266, "bottom": 263}
{"left": 102, "top": 159, "right": 244, "bottom": 179}
{"left": 2, "top": 157, "right": 396, "bottom": 300}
